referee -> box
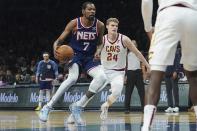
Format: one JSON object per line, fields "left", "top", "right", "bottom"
{"left": 35, "top": 52, "right": 58, "bottom": 111}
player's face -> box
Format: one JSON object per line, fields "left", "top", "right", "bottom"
{"left": 107, "top": 22, "right": 118, "bottom": 34}
{"left": 43, "top": 54, "right": 49, "bottom": 61}
{"left": 83, "top": 4, "right": 96, "bottom": 21}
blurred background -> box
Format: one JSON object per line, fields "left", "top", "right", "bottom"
{"left": 0, "top": 0, "right": 158, "bottom": 85}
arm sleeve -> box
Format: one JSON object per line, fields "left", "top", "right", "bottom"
{"left": 141, "top": 0, "right": 153, "bottom": 32}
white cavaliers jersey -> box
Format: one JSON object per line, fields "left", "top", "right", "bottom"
{"left": 101, "top": 33, "right": 127, "bottom": 70}
{"left": 158, "top": 0, "right": 197, "bottom": 11}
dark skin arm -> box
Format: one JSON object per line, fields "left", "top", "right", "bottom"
{"left": 53, "top": 19, "right": 77, "bottom": 59}
{"left": 94, "top": 20, "right": 105, "bottom": 60}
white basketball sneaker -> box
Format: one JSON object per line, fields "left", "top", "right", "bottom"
{"left": 173, "top": 107, "right": 179, "bottom": 113}
{"left": 39, "top": 105, "right": 51, "bottom": 122}
{"left": 69, "top": 103, "right": 85, "bottom": 126}
{"left": 66, "top": 114, "right": 75, "bottom": 124}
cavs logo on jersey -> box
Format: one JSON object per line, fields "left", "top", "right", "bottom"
{"left": 105, "top": 45, "right": 120, "bottom": 61}
{"left": 77, "top": 31, "right": 97, "bottom": 40}
{"left": 105, "top": 45, "right": 120, "bottom": 53}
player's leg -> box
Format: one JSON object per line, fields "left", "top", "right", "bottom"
{"left": 36, "top": 81, "right": 47, "bottom": 111}
{"left": 165, "top": 77, "right": 174, "bottom": 113}
{"left": 185, "top": 70, "right": 197, "bottom": 117}
{"left": 46, "top": 89, "right": 51, "bottom": 103}
{"left": 135, "top": 70, "right": 145, "bottom": 109}
{"left": 100, "top": 71, "right": 124, "bottom": 120}
{"left": 172, "top": 77, "right": 179, "bottom": 112}
{"left": 124, "top": 70, "right": 135, "bottom": 113}
{"left": 179, "top": 7, "right": 197, "bottom": 119}
{"left": 74, "top": 65, "right": 107, "bottom": 107}
{"left": 69, "top": 65, "right": 107, "bottom": 125}
{"left": 142, "top": 6, "right": 180, "bottom": 130}
{"left": 39, "top": 63, "right": 79, "bottom": 122}
{"left": 47, "top": 63, "right": 79, "bottom": 107}
{"left": 35, "top": 89, "right": 44, "bottom": 111}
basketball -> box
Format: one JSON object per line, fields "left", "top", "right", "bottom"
{"left": 56, "top": 45, "right": 74, "bottom": 61}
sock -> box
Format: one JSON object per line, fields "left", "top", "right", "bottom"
{"left": 38, "top": 90, "right": 44, "bottom": 107}
{"left": 76, "top": 95, "right": 89, "bottom": 107}
{"left": 46, "top": 89, "right": 51, "bottom": 103}
{"left": 193, "top": 105, "right": 197, "bottom": 118}
{"left": 142, "top": 105, "right": 156, "bottom": 129}
{"left": 106, "top": 95, "right": 117, "bottom": 106}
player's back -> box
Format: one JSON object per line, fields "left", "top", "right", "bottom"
{"left": 101, "top": 34, "right": 127, "bottom": 70}
{"left": 158, "top": 0, "right": 197, "bottom": 11}
{"left": 70, "top": 17, "right": 99, "bottom": 56}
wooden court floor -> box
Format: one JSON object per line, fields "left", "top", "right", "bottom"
{"left": 0, "top": 110, "right": 196, "bottom": 131}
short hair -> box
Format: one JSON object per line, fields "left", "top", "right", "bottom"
{"left": 106, "top": 18, "right": 119, "bottom": 25}
{"left": 42, "top": 52, "right": 50, "bottom": 57}
{"left": 82, "top": 1, "right": 94, "bottom": 10}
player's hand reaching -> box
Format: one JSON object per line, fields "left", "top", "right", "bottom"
{"left": 146, "top": 65, "right": 151, "bottom": 79}
{"left": 94, "top": 50, "right": 101, "bottom": 61}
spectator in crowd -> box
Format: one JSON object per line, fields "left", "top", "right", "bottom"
{"left": 35, "top": 52, "right": 58, "bottom": 111}
{"left": 164, "top": 45, "right": 182, "bottom": 113}
{"left": 5, "top": 69, "right": 15, "bottom": 84}
{"left": 124, "top": 40, "right": 145, "bottom": 113}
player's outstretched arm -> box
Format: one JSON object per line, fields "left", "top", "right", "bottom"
{"left": 123, "top": 36, "right": 150, "bottom": 73}
{"left": 141, "top": 0, "right": 154, "bottom": 40}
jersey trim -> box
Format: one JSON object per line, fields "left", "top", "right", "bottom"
{"left": 103, "top": 35, "right": 106, "bottom": 45}
{"left": 121, "top": 34, "right": 126, "bottom": 48}
{"left": 106, "top": 33, "right": 119, "bottom": 44}
{"left": 96, "top": 20, "right": 98, "bottom": 35}
{"left": 79, "top": 17, "right": 96, "bottom": 29}
{"left": 111, "top": 68, "right": 126, "bottom": 71}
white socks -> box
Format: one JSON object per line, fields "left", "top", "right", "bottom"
{"left": 38, "top": 90, "right": 44, "bottom": 107}
{"left": 194, "top": 105, "right": 197, "bottom": 118}
{"left": 46, "top": 89, "right": 51, "bottom": 103}
{"left": 142, "top": 105, "right": 156, "bottom": 130}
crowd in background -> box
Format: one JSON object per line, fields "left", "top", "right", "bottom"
{"left": 1, "top": 0, "right": 186, "bottom": 87}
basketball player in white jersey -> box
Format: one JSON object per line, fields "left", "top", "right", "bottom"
{"left": 99, "top": 18, "right": 150, "bottom": 120}
{"left": 141, "top": 0, "right": 197, "bottom": 130}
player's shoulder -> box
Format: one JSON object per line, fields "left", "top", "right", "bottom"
{"left": 120, "top": 34, "right": 129, "bottom": 40}
{"left": 97, "top": 19, "right": 104, "bottom": 28}
{"left": 68, "top": 18, "right": 78, "bottom": 26}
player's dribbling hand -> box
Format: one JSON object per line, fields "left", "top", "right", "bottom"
{"left": 59, "top": 58, "right": 70, "bottom": 65}
{"left": 53, "top": 45, "right": 61, "bottom": 60}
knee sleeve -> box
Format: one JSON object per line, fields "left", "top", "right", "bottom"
{"left": 46, "top": 89, "right": 51, "bottom": 102}
{"left": 88, "top": 66, "right": 107, "bottom": 93}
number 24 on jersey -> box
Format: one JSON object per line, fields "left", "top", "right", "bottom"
{"left": 107, "top": 53, "right": 118, "bottom": 61}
